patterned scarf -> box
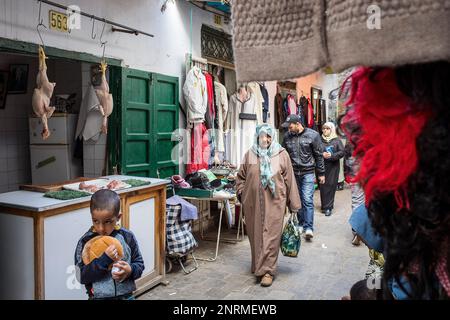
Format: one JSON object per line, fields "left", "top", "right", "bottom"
{"left": 250, "top": 124, "right": 282, "bottom": 196}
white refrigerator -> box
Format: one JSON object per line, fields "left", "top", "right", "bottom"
{"left": 29, "top": 114, "right": 82, "bottom": 185}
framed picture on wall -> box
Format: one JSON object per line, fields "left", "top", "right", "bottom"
{"left": 0, "top": 71, "right": 9, "bottom": 109}
{"left": 8, "top": 64, "right": 29, "bottom": 94}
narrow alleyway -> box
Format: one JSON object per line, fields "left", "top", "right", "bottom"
{"left": 139, "top": 188, "right": 369, "bottom": 300}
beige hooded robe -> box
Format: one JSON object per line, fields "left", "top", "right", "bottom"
{"left": 236, "top": 148, "right": 301, "bottom": 276}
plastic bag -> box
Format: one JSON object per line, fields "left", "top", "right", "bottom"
{"left": 280, "top": 213, "right": 301, "bottom": 257}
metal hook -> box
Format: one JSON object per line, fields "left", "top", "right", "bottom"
{"left": 90, "top": 16, "right": 96, "bottom": 39}
{"left": 36, "top": 0, "right": 47, "bottom": 48}
{"left": 99, "top": 19, "right": 108, "bottom": 61}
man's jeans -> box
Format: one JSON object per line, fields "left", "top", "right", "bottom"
{"left": 295, "top": 173, "right": 315, "bottom": 232}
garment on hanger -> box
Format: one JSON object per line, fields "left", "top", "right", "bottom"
{"left": 214, "top": 81, "right": 228, "bottom": 153}
{"left": 203, "top": 72, "right": 216, "bottom": 130}
{"left": 186, "top": 122, "right": 210, "bottom": 175}
{"left": 299, "top": 95, "right": 314, "bottom": 128}
{"left": 259, "top": 83, "right": 269, "bottom": 123}
{"left": 274, "top": 92, "right": 285, "bottom": 129}
{"left": 286, "top": 94, "right": 297, "bottom": 115}
{"left": 247, "top": 82, "right": 264, "bottom": 125}
{"left": 227, "top": 87, "right": 257, "bottom": 167}
{"left": 306, "top": 97, "right": 314, "bottom": 128}
{"left": 183, "top": 66, "right": 208, "bottom": 123}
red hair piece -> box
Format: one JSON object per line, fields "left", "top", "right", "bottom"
{"left": 343, "top": 67, "right": 432, "bottom": 209}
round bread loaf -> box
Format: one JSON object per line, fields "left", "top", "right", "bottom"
{"left": 82, "top": 235, "right": 124, "bottom": 265}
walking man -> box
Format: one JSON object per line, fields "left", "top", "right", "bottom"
{"left": 282, "top": 114, "right": 325, "bottom": 240}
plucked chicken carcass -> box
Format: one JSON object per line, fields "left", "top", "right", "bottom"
{"left": 32, "top": 46, "right": 56, "bottom": 140}
{"left": 95, "top": 61, "right": 113, "bottom": 134}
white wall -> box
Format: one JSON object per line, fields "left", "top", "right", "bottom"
{"left": 0, "top": 0, "right": 230, "bottom": 87}
{"left": 0, "top": 0, "right": 232, "bottom": 177}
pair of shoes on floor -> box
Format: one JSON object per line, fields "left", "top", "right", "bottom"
{"left": 260, "top": 273, "right": 273, "bottom": 287}
{"left": 325, "top": 209, "right": 332, "bottom": 217}
{"left": 305, "top": 229, "right": 314, "bottom": 240}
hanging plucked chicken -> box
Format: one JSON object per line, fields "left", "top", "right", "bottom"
{"left": 94, "top": 61, "right": 113, "bottom": 134}
{"left": 32, "top": 46, "right": 56, "bottom": 139}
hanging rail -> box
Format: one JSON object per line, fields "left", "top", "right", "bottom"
{"left": 37, "top": 0, "right": 154, "bottom": 38}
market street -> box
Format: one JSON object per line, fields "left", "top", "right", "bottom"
{"left": 140, "top": 188, "right": 369, "bottom": 300}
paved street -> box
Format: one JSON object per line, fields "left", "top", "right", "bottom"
{"left": 139, "top": 188, "right": 369, "bottom": 300}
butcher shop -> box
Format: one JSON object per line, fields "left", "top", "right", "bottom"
{"left": 0, "top": 0, "right": 237, "bottom": 300}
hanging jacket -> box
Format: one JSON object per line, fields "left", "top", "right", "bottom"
{"left": 274, "top": 93, "right": 284, "bottom": 129}
{"left": 259, "top": 83, "right": 269, "bottom": 123}
{"left": 183, "top": 66, "right": 208, "bottom": 123}
{"left": 203, "top": 72, "right": 215, "bottom": 129}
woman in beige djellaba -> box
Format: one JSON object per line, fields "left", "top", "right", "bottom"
{"left": 236, "top": 124, "right": 301, "bottom": 287}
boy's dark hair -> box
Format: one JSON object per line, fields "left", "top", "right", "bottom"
{"left": 90, "top": 189, "right": 120, "bottom": 216}
{"left": 350, "top": 279, "right": 377, "bottom": 300}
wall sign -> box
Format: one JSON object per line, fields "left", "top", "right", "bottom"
{"left": 49, "top": 10, "right": 69, "bottom": 33}
{"left": 214, "top": 14, "right": 222, "bottom": 26}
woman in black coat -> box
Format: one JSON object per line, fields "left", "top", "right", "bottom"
{"left": 320, "top": 122, "right": 344, "bottom": 216}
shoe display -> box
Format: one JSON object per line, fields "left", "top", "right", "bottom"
{"left": 305, "top": 229, "right": 314, "bottom": 240}
{"left": 260, "top": 273, "right": 273, "bottom": 287}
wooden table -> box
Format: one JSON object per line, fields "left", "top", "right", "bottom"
{"left": 0, "top": 175, "right": 169, "bottom": 300}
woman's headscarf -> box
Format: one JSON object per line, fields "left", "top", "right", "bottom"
{"left": 322, "top": 122, "right": 338, "bottom": 143}
{"left": 250, "top": 124, "right": 282, "bottom": 196}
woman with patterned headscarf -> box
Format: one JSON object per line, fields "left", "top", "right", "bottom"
{"left": 236, "top": 124, "right": 300, "bottom": 287}
{"left": 319, "top": 122, "right": 345, "bottom": 216}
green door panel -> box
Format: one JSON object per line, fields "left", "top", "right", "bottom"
{"left": 108, "top": 68, "right": 179, "bottom": 178}
{"left": 151, "top": 73, "right": 179, "bottom": 179}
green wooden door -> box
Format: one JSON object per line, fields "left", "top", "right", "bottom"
{"left": 108, "top": 68, "right": 179, "bottom": 178}
{"left": 151, "top": 73, "right": 179, "bottom": 179}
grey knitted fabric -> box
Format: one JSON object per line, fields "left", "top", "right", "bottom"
{"left": 232, "top": 0, "right": 450, "bottom": 81}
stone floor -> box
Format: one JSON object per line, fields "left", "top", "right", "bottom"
{"left": 139, "top": 188, "right": 369, "bottom": 300}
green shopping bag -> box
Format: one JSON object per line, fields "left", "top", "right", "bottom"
{"left": 280, "top": 212, "right": 301, "bottom": 257}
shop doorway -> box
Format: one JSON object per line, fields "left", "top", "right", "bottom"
{"left": 0, "top": 37, "right": 121, "bottom": 191}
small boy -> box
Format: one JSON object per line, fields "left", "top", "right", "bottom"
{"left": 74, "top": 189, "right": 145, "bottom": 300}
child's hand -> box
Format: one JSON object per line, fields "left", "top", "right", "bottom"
{"left": 105, "top": 244, "right": 120, "bottom": 261}
{"left": 111, "top": 261, "right": 132, "bottom": 282}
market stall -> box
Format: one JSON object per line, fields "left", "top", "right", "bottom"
{"left": 0, "top": 175, "right": 169, "bottom": 300}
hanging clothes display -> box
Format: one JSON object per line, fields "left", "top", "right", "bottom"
{"left": 226, "top": 86, "right": 257, "bottom": 167}
{"left": 247, "top": 82, "right": 264, "bottom": 125}
{"left": 214, "top": 80, "right": 228, "bottom": 153}
{"left": 259, "top": 83, "right": 269, "bottom": 123}
{"left": 183, "top": 66, "right": 210, "bottom": 174}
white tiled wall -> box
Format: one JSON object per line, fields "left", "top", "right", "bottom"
{"left": 0, "top": 55, "right": 36, "bottom": 193}
{"left": 81, "top": 62, "right": 107, "bottom": 178}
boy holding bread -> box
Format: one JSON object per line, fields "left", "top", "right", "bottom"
{"left": 74, "top": 189, "right": 145, "bottom": 300}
